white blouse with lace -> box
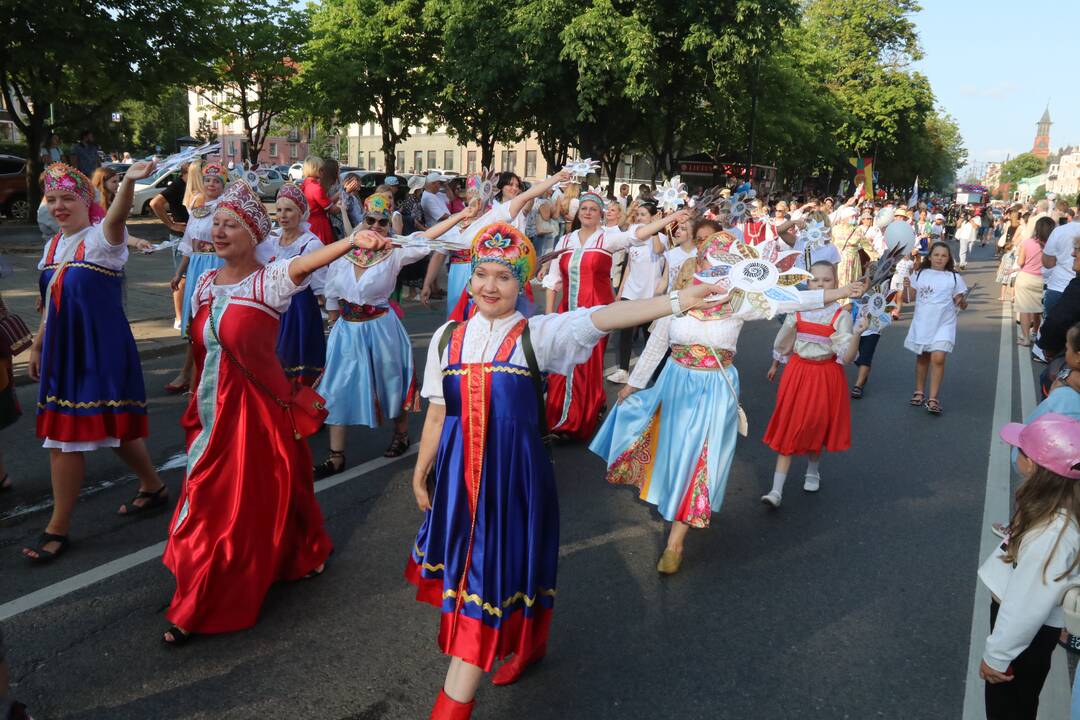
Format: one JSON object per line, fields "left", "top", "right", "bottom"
{"left": 627, "top": 289, "right": 827, "bottom": 389}
{"left": 421, "top": 308, "right": 608, "bottom": 405}
{"left": 256, "top": 229, "right": 326, "bottom": 294}
{"left": 179, "top": 199, "right": 221, "bottom": 255}
{"left": 771, "top": 303, "right": 856, "bottom": 364}
{"left": 191, "top": 257, "right": 307, "bottom": 317}
{"left": 323, "top": 245, "right": 430, "bottom": 310}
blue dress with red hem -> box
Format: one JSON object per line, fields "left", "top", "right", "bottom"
{"left": 405, "top": 319, "right": 556, "bottom": 672}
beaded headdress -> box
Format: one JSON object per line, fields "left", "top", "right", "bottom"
{"left": 44, "top": 163, "right": 104, "bottom": 223}
{"left": 471, "top": 222, "right": 537, "bottom": 300}
{"left": 364, "top": 192, "right": 391, "bottom": 219}
{"left": 216, "top": 181, "right": 271, "bottom": 244}
{"left": 202, "top": 163, "right": 226, "bottom": 182}
{"left": 276, "top": 183, "right": 308, "bottom": 219}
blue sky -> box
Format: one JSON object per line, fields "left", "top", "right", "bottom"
{"left": 910, "top": 0, "right": 1079, "bottom": 176}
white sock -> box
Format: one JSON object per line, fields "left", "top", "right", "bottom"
{"left": 806, "top": 459, "right": 820, "bottom": 477}
{"left": 770, "top": 471, "right": 787, "bottom": 496}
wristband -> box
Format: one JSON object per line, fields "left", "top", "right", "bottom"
{"left": 669, "top": 290, "right": 685, "bottom": 318}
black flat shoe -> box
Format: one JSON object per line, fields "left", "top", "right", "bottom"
{"left": 117, "top": 485, "right": 169, "bottom": 516}
{"left": 162, "top": 626, "right": 193, "bottom": 647}
{"left": 314, "top": 451, "right": 345, "bottom": 479}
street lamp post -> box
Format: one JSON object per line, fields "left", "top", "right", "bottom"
{"left": 745, "top": 55, "right": 760, "bottom": 185}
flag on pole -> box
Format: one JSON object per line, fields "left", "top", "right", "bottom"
{"left": 849, "top": 156, "right": 875, "bottom": 200}
{"left": 908, "top": 176, "right": 919, "bottom": 208}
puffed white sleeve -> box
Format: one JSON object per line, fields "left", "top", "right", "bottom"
{"left": 983, "top": 522, "right": 1080, "bottom": 672}
{"left": 179, "top": 223, "right": 195, "bottom": 256}
{"left": 627, "top": 315, "right": 671, "bottom": 388}
{"left": 455, "top": 203, "right": 513, "bottom": 247}
{"left": 421, "top": 321, "right": 455, "bottom": 405}
{"left": 602, "top": 225, "right": 644, "bottom": 252}
{"left": 394, "top": 242, "right": 433, "bottom": 266}
{"left": 772, "top": 313, "right": 797, "bottom": 363}
{"left": 527, "top": 307, "right": 609, "bottom": 376}
{"left": 829, "top": 309, "right": 856, "bottom": 363}
{"left": 298, "top": 239, "right": 328, "bottom": 295}
{"left": 541, "top": 235, "right": 568, "bottom": 291}
{"left": 84, "top": 224, "right": 128, "bottom": 269}
{"left": 263, "top": 258, "right": 310, "bottom": 313}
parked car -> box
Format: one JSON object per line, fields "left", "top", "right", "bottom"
{"left": 102, "top": 162, "right": 131, "bottom": 182}
{"left": 0, "top": 155, "right": 29, "bottom": 222}
{"left": 130, "top": 165, "right": 181, "bottom": 215}
{"left": 340, "top": 171, "right": 412, "bottom": 201}
{"left": 274, "top": 164, "right": 291, "bottom": 176}
{"left": 288, "top": 163, "right": 303, "bottom": 182}
{"left": 254, "top": 169, "right": 285, "bottom": 200}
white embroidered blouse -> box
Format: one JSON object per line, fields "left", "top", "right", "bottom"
{"left": 541, "top": 226, "right": 642, "bottom": 291}
{"left": 256, "top": 229, "right": 326, "bottom": 294}
{"left": 627, "top": 289, "right": 827, "bottom": 389}
{"left": 323, "top": 245, "right": 430, "bottom": 310}
{"left": 421, "top": 308, "right": 608, "bottom": 405}
{"left": 771, "top": 303, "right": 856, "bottom": 364}
{"left": 38, "top": 224, "right": 128, "bottom": 271}
{"left": 191, "top": 258, "right": 307, "bottom": 317}
{"left": 179, "top": 199, "right": 221, "bottom": 256}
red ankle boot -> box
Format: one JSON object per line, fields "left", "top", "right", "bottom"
{"left": 491, "top": 642, "right": 547, "bottom": 686}
{"left": 430, "top": 689, "right": 475, "bottom": 719}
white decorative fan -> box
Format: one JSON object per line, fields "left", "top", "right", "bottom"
{"left": 562, "top": 157, "right": 601, "bottom": 179}
{"left": 656, "top": 175, "right": 688, "bottom": 212}
{"left": 694, "top": 239, "right": 811, "bottom": 318}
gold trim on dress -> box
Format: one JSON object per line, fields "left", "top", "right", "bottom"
{"left": 38, "top": 396, "right": 148, "bottom": 410}
{"left": 41, "top": 262, "right": 124, "bottom": 278}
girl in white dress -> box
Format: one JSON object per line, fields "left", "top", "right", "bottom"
{"left": 902, "top": 242, "right": 968, "bottom": 415}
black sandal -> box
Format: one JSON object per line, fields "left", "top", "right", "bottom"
{"left": 314, "top": 450, "right": 345, "bottom": 479}
{"left": 162, "top": 625, "right": 193, "bottom": 647}
{"left": 0, "top": 474, "right": 11, "bottom": 492}
{"left": 850, "top": 385, "right": 864, "bottom": 399}
{"left": 22, "top": 532, "right": 69, "bottom": 563}
{"left": 383, "top": 432, "right": 410, "bottom": 458}
{"left": 117, "top": 484, "right": 169, "bottom": 516}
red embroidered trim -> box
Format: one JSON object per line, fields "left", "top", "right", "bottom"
{"left": 494, "top": 319, "right": 527, "bottom": 362}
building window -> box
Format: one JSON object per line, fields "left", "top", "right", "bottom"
{"left": 427, "top": 150, "right": 437, "bottom": 169}
{"left": 414, "top": 151, "right": 423, "bottom": 173}
{"left": 444, "top": 150, "right": 454, "bottom": 172}
{"left": 269, "top": 142, "right": 278, "bottom": 157}
{"left": 368, "top": 152, "right": 376, "bottom": 172}
{"left": 396, "top": 150, "right": 405, "bottom": 173}
{"left": 500, "top": 150, "right": 517, "bottom": 173}
{"left": 623, "top": 154, "right": 634, "bottom": 180}
{"left": 357, "top": 154, "right": 365, "bottom": 170}
{"left": 228, "top": 141, "right": 236, "bottom": 156}
{"left": 290, "top": 144, "right": 298, "bottom": 159}
{"left": 525, "top": 150, "right": 536, "bottom": 179}
{"left": 467, "top": 151, "right": 477, "bottom": 174}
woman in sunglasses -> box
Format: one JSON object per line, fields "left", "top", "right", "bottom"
{"left": 316, "top": 193, "right": 477, "bottom": 472}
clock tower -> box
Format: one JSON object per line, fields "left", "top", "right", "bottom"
{"left": 1032, "top": 106, "right": 1051, "bottom": 160}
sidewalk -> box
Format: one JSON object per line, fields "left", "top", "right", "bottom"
{"left": 1, "top": 218, "right": 187, "bottom": 386}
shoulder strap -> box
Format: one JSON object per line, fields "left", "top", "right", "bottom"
{"left": 830, "top": 306, "right": 844, "bottom": 325}
{"left": 520, "top": 322, "right": 548, "bottom": 437}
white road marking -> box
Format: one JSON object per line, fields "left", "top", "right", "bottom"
{"left": 0, "top": 445, "right": 418, "bottom": 622}
{"left": 961, "top": 308, "right": 1013, "bottom": 720}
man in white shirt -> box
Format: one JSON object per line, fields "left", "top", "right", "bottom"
{"left": 616, "top": 184, "right": 631, "bottom": 209}
{"left": 420, "top": 172, "right": 450, "bottom": 226}
{"left": 1042, "top": 217, "right": 1080, "bottom": 311}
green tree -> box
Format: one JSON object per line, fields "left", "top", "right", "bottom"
{"left": 425, "top": 0, "right": 527, "bottom": 169}
{"left": 0, "top": 0, "right": 209, "bottom": 207}
{"left": 117, "top": 87, "right": 192, "bottom": 155}
{"left": 195, "top": 0, "right": 309, "bottom": 167}
{"left": 304, "top": 0, "right": 438, "bottom": 173}
{"left": 999, "top": 152, "right": 1047, "bottom": 187}
{"left": 195, "top": 116, "right": 219, "bottom": 145}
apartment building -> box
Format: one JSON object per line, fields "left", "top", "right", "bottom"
{"left": 187, "top": 89, "right": 309, "bottom": 166}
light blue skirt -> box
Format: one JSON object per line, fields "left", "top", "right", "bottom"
{"left": 589, "top": 359, "right": 741, "bottom": 528}
{"left": 181, "top": 253, "right": 224, "bottom": 338}
{"left": 446, "top": 262, "right": 471, "bottom": 320}
{"left": 318, "top": 311, "right": 419, "bottom": 427}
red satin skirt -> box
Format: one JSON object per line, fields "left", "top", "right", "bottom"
{"left": 763, "top": 354, "right": 851, "bottom": 456}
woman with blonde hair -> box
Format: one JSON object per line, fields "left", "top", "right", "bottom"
{"left": 302, "top": 156, "right": 336, "bottom": 245}
{"left": 182, "top": 159, "right": 205, "bottom": 209}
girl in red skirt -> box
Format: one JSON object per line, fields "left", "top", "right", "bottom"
{"left": 761, "top": 261, "right": 866, "bottom": 507}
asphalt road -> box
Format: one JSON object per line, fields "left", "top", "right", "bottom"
{"left": 0, "top": 243, "right": 1053, "bottom": 719}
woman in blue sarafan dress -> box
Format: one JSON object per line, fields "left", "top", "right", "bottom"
{"left": 406, "top": 221, "right": 727, "bottom": 719}
{"left": 590, "top": 232, "right": 865, "bottom": 577}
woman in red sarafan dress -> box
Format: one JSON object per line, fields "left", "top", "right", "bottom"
{"left": 301, "top": 157, "right": 337, "bottom": 245}
{"left": 161, "top": 180, "right": 390, "bottom": 644}
{"left": 541, "top": 191, "right": 689, "bottom": 441}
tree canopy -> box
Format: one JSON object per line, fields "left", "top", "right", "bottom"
{"left": 999, "top": 152, "right": 1047, "bottom": 187}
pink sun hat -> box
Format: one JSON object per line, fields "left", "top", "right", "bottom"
{"left": 999, "top": 413, "right": 1080, "bottom": 480}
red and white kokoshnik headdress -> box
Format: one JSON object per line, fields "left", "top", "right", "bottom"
{"left": 216, "top": 181, "right": 271, "bottom": 244}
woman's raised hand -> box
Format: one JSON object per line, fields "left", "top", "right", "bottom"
{"left": 124, "top": 160, "right": 157, "bottom": 183}
{"left": 677, "top": 282, "right": 728, "bottom": 312}
{"left": 350, "top": 229, "right": 390, "bottom": 251}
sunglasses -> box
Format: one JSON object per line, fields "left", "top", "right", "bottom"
{"left": 364, "top": 216, "right": 389, "bottom": 227}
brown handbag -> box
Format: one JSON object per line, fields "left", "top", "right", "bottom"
{"left": 207, "top": 305, "right": 327, "bottom": 439}
{"left": 0, "top": 295, "right": 32, "bottom": 357}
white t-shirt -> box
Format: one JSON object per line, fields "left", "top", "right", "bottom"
{"left": 663, "top": 245, "right": 695, "bottom": 291}
{"left": 619, "top": 230, "right": 665, "bottom": 300}
{"left": 420, "top": 190, "right": 450, "bottom": 227}
{"left": 1043, "top": 221, "right": 1080, "bottom": 292}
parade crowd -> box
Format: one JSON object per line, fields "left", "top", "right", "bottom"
{"left": 2, "top": 154, "right": 1080, "bottom": 720}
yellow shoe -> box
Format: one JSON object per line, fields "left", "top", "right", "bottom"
{"left": 656, "top": 549, "right": 682, "bottom": 575}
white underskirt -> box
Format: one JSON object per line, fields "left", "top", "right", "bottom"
{"left": 42, "top": 437, "right": 121, "bottom": 453}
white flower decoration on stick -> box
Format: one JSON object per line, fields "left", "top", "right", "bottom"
{"left": 723, "top": 188, "right": 757, "bottom": 222}
{"left": 655, "top": 175, "right": 689, "bottom": 212}
{"left": 854, "top": 290, "right": 898, "bottom": 333}
{"left": 563, "top": 157, "right": 601, "bottom": 179}
{"left": 694, "top": 239, "right": 810, "bottom": 318}
{"left": 798, "top": 220, "right": 828, "bottom": 250}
